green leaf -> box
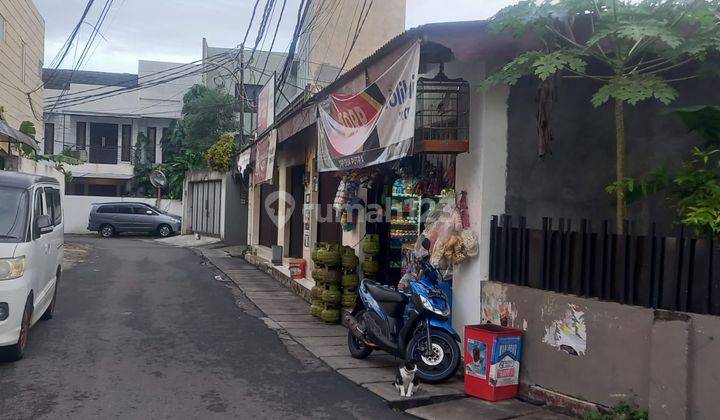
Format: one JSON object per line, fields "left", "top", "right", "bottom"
{"left": 18, "top": 121, "right": 36, "bottom": 139}
{"left": 532, "top": 50, "right": 588, "bottom": 80}
{"left": 591, "top": 74, "right": 678, "bottom": 107}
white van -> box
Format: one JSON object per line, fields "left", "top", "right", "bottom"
{"left": 0, "top": 172, "right": 63, "bottom": 361}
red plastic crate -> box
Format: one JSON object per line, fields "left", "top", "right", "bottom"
{"left": 464, "top": 324, "right": 523, "bottom": 401}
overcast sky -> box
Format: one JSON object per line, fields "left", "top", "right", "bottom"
{"left": 35, "top": 0, "right": 518, "bottom": 74}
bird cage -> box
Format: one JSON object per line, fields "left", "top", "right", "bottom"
{"left": 414, "top": 63, "right": 470, "bottom": 154}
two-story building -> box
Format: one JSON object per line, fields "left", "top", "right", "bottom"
{"left": 0, "top": 0, "right": 44, "bottom": 168}
{"left": 42, "top": 60, "right": 199, "bottom": 196}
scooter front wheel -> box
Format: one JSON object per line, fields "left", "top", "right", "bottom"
{"left": 407, "top": 329, "right": 460, "bottom": 384}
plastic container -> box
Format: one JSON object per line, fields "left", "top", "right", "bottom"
{"left": 464, "top": 324, "right": 523, "bottom": 401}
{"left": 289, "top": 258, "right": 306, "bottom": 280}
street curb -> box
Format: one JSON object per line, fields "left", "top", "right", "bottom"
{"left": 244, "top": 254, "right": 313, "bottom": 303}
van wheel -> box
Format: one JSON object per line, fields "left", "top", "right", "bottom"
{"left": 100, "top": 225, "right": 115, "bottom": 238}
{"left": 0, "top": 298, "right": 32, "bottom": 362}
{"left": 42, "top": 270, "right": 60, "bottom": 320}
{"left": 158, "top": 224, "right": 172, "bottom": 238}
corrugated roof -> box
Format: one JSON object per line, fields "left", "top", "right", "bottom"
{"left": 42, "top": 69, "right": 138, "bottom": 90}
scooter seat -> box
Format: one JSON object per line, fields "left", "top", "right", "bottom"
{"left": 365, "top": 280, "right": 406, "bottom": 303}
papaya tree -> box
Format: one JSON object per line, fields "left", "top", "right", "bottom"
{"left": 481, "top": 0, "right": 720, "bottom": 232}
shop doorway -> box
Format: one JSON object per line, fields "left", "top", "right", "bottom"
{"left": 258, "top": 181, "right": 279, "bottom": 247}
{"left": 317, "top": 172, "right": 342, "bottom": 244}
{"left": 288, "top": 165, "right": 305, "bottom": 258}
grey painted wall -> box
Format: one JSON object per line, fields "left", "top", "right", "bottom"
{"left": 482, "top": 281, "right": 720, "bottom": 419}
{"left": 504, "top": 75, "right": 719, "bottom": 231}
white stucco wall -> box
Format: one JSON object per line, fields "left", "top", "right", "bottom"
{"left": 16, "top": 157, "right": 66, "bottom": 193}
{"left": 446, "top": 59, "right": 509, "bottom": 338}
{"left": 64, "top": 195, "right": 182, "bottom": 234}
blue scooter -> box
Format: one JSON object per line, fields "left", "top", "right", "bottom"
{"left": 345, "top": 240, "right": 461, "bottom": 383}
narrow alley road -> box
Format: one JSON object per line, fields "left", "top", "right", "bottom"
{"left": 0, "top": 236, "right": 406, "bottom": 419}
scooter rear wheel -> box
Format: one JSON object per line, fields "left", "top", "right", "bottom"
{"left": 407, "top": 329, "right": 460, "bottom": 384}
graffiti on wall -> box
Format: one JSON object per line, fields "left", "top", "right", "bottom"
{"left": 482, "top": 285, "right": 518, "bottom": 327}
{"left": 542, "top": 303, "right": 587, "bottom": 356}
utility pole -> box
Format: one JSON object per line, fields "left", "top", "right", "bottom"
{"left": 238, "top": 46, "right": 245, "bottom": 147}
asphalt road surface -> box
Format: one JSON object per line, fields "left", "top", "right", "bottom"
{"left": 0, "top": 236, "right": 405, "bottom": 419}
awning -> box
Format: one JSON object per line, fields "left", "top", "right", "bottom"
{"left": 0, "top": 120, "right": 39, "bottom": 150}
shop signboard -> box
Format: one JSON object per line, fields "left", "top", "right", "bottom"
{"left": 257, "top": 73, "right": 275, "bottom": 135}
{"left": 254, "top": 130, "right": 277, "bottom": 184}
{"left": 317, "top": 41, "right": 421, "bottom": 172}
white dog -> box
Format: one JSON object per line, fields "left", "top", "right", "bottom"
{"left": 394, "top": 362, "right": 421, "bottom": 397}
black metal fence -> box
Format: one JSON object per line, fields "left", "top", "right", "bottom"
{"left": 489, "top": 215, "right": 720, "bottom": 316}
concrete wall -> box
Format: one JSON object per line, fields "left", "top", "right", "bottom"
{"left": 15, "top": 157, "right": 65, "bottom": 192}
{"left": 0, "top": 0, "right": 45, "bottom": 144}
{"left": 63, "top": 195, "right": 182, "bottom": 234}
{"left": 481, "top": 281, "right": 720, "bottom": 419}
{"left": 504, "top": 75, "right": 719, "bottom": 228}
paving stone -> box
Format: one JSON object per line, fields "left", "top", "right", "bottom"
{"left": 244, "top": 292, "right": 297, "bottom": 300}
{"left": 320, "top": 354, "right": 399, "bottom": 370}
{"left": 363, "top": 381, "right": 465, "bottom": 406}
{"left": 405, "top": 397, "right": 543, "bottom": 420}
{"left": 276, "top": 321, "right": 335, "bottom": 329}
{"left": 269, "top": 314, "right": 316, "bottom": 322}
{"left": 301, "top": 344, "right": 351, "bottom": 357}
{"left": 296, "top": 335, "right": 347, "bottom": 347}
{"left": 336, "top": 366, "right": 396, "bottom": 384}
{"left": 284, "top": 327, "right": 348, "bottom": 337}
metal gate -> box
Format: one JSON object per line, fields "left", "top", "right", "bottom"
{"left": 190, "top": 180, "right": 222, "bottom": 236}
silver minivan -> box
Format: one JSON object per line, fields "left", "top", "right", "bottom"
{"left": 87, "top": 202, "right": 181, "bottom": 238}
{"left": 0, "top": 172, "right": 63, "bottom": 361}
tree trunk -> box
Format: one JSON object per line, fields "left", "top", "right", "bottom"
{"left": 615, "top": 98, "right": 625, "bottom": 234}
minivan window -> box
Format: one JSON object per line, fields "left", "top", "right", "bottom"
{"left": 0, "top": 187, "right": 29, "bottom": 243}
{"left": 117, "top": 206, "right": 132, "bottom": 214}
{"left": 133, "top": 206, "right": 155, "bottom": 215}
{"left": 98, "top": 205, "right": 117, "bottom": 214}
{"left": 45, "top": 187, "right": 62, "bottom": 226}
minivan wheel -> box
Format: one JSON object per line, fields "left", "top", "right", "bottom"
{"left": 42, "top": 270, "right": 60, "bottom": 320}
{"left": 0, "top": 299, "right": 32, "bottom": 362}
{"left": 158, "top": 224, "right": 172, "bottom": 238}
{"left": 100, "top": 224, "right": 115, "bottom": 238}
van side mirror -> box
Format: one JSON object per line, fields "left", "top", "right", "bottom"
{"left": 146, "top": 210, "right": 153, "bottom": 215}
{"left": 36, "top": 214, "right": 53, "bottom": 235}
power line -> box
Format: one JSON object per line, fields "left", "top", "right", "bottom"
{"left": 336, "top": 0, "right": 373, "bottom": 78}
{"left": 50, "top": 0, "right": 115, "bottom": 112}
{"left": 278, "top": 0, "right": 313, "bottom": 93}
{"left": 32, "top": 0, "right": 97, "bottom": 94}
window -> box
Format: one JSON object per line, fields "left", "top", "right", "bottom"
{"left": 32, "top": 188, "right": 48, "bottom": 239}
{"left": 44, "top": 123, "right": 55, "bottom": 155}
{"left": 146, "top": 127, "right": 156, "bottom": 163}
{"left": 45, "top": 187, "right": 62, "bottom": 226}
{"left": 97, "top": 205, "right": 117, "bottom": 214}
{"left": 161, "top": 127, "right": 171, "bottom": 161}
{"left": 117, "top": 205, "right": 132, "bottom": 214}
{"left": 133, "top": 206, "right": 155, "bottom": 215}
{"left": 0, "top": 14, "right": 5, "bottom": 41}
{"left": 121, "top": 125, "right": 132, "bottom": 161}
{"left": 76, "top": 122, "right": 86, "bottom": 149}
